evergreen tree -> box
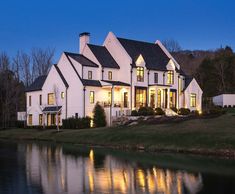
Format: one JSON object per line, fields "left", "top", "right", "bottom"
{"left": 93, "top": 103, "right": 106, "bottom": 127}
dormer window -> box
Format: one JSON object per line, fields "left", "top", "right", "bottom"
{"left": 88, "top": 71, "right": 92, "bottom": 80}
{"left": 167, "top": 70, "right": 174, "bottom": 85}
{"left": 108, "top": 71, "right": 112, "bottom": 80}
{"left": 137, "top": 67, "right": 144, "bottom": 82}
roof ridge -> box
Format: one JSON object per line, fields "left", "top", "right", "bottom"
{"left": 117, "top": 37, "right": 156, "bottom": 46}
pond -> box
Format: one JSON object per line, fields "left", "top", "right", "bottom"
{"left": 0, "top": 141, "right": 235, "bottom": 194}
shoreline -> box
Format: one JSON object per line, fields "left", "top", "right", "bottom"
{"left": 1, "top": 135, "right": 235, "bottom": 159}
{"left": 1, "top": 113, "right": 235, "bottom": 159}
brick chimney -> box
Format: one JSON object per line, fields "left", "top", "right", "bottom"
{"left": 79, "top": 32, "right": 90, "bottom": 54}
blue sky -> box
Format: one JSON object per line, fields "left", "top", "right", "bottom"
{"left": 0, "top": 0, "right": 234, "bottom": 60}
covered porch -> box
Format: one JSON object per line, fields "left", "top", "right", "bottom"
{"left": 100, "top": 81, "right": 131, "bottom": 125}
{"left": 42, "top": 106, "right": 62, "bottom": 126}
{"left": 135, "top": 85, "right": 178, "bottom": 110}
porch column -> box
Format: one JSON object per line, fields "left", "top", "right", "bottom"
{"left": 155, "top": 87, "right": 158, "bottom": 108}
{"left": 110, "top": 86, "right": 114, "bottom": 126}
{"left": 167, "top": 88, "right": 170, "bottom": 109}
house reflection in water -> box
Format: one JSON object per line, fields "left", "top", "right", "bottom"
{"left": 24, "top": 144, "right": 203, "bottom": 194}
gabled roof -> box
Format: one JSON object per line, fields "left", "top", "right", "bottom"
{"left": 102, "top": 80, "right": 130, "bottom": 86}
{"left": 88, "top": 44, "right": 120, "bottom": 69}
{"left": 64, "top": 52, "right": 99, "bottom": 67}
{"left": 25, "top": 75, "right": 47, "bottom": 92}
{"left": 82, "top": 79, "right": 102, "bottom": 87}
{"left": 183, "top": 76, "right": 194, "bottom": 91}
{"left": 117, "top": 37, "right": 170, "bottom": 71}
{"left": 54, "top": 64, "right": 69, "bottom": 88}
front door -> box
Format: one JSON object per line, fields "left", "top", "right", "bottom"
{"left": 157, "top": 89, "right": 161, "bottom": 108}
{"left": 170, "top": 90, "right": 177, "bottom": 108}
{"left": 47, "top": 114, "right": 56, "bottom": 126}
{"left": 124, "top": 92, "right": 128, "bottom": 108}
{"left": 150, "top": 90, "right": 155, "bottom": 108}
{"left": 135, "top": 87, "right": 147, "bottom": 108}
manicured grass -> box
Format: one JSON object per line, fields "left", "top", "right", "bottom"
{"left": 0, "top": 113, "right": 235, "bottom": 155}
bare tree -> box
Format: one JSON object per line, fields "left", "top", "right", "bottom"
{"left": 32, "top": 48, "right": 55, "bottom": 79}
{"left": 0, "top": 52, "right": 10, "bottom": 71}
{"left": 162, "top": 39, "right": 182, "bottom": 53}
{"left": 53, "top": 84, "right": 60, "bottom": 132}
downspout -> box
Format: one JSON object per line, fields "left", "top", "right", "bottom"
{"left": 65, "top": 88, "right": 68, "bottom": 119}
{"left": 130, "top": 67, "right": 133, "bottom": 110}
{"left": 178, "top": 75, "right": 180, "bottom": 109}
{"left": 110, "top": 85, "right": 114, "bottom": 126}
{"left": 147, "top": 70, "right": 150, "bottom": 106}
{"left": 83, "top": 87, "right": 86, "bottom": 117}
{"left": 163, "top": 72, "right": 165, "bottom": 85}
{"left": 101, "top": 68, "right": 104, "bottom": 80}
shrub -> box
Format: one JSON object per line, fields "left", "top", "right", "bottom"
{"left": 138, "top": 107, "right": 155, "bottom": 116}
{"left": 191, "top": 110, "right": 200, "bottom": 116}
{"left": 131, "top": 110, "right": 138, "bottom": 116}
{"left": 155, "top": 108, "right": 165, "bottom": 115}
{"left": 171, "top": 107, "right": 178, "bottom": 113}
{"left": 209, "top": 107, "right": 226, "bottom": 115}
{"left": 224, "top": 105, "right": 228, "bottom": 108}
{"left": 93, "top": 103, "right": 106, "bottom": 127}
{"left": 62, "top": 116, "right": 91, "bottom": 129}
{"left": 16, "top": 121, "right": 25, "bottom": 128}
{"left": 178, "top": 108, "right": 190, "bottom": 115}
{"left": 228, "top": 105, "right": 232, "bottom": 108}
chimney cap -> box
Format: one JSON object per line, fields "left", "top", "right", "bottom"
{"left": 79, "top": 32, "right": 90, "bottom": 37}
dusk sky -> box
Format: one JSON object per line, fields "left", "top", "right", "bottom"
{"left": 0, "top": 0, "right": 234, "bottom": 60}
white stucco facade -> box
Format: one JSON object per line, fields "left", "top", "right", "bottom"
{"left": 26, "top": 32, "right": 203, "bottom": 126}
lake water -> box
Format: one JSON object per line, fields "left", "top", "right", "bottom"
{"left": 0, "top": 141, "right": 235, "bottom": 194}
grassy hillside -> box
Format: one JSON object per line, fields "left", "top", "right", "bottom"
{"left": 0, "top": 113, "right": 235, "bottom": 156}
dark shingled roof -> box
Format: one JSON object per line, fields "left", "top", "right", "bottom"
{"left": 43, "top": 106, "right": 62, "bottom": 112}
{"left": 54, "top": 65, "right": 69, "bottom": 88}
{"left": 102, "top": 80, "right": 130, "bottom": 86}
{"left": 183, "top": 76, "right": 194, "bottom": 91}
{"left": 25, "top": 75, "right": 47, "bottom": 92}
{"left": 88, "top": 44, "right": 120, "bottom": 69}
{"left": 82, "top": 79, "right": 102, "bottom": 87}
{"left": 117, "top": 37, "right": 170, "bottom": 71}
{"left": 65, "top": 52, "right": 99, "bottom": 67}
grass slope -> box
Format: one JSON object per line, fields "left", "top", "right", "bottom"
{"left": 0, "top": 114, "right": 235, "bottom": 155}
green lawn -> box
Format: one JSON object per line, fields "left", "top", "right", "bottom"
{"left": 0, "top": 113, "right": 235, "bottom": 155}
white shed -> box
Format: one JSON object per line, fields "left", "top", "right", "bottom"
{"left": 213, "top": 94, "right": 235, "bottom": 107}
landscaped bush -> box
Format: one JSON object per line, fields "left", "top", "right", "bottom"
{"left": 224, "top": 105, "right": 228, "bottom": 108}
{"left": 138, "top": 107, "right": 155, "bottom": 116}
{"left": 209, "top": 107, "right": 226, "bottom": 115}
{"left": 155, "top": 107, "right": 165, "bottom": 115}
{"left": 16, "top": 121, "right": 25, "bottom": 128}
{"left": 93, "top": 103, "right": 106, "bottom": 127}
{"left": 131, "top": 110, "right": 138, "bottom": 116}
{"left": 191, "top": 110, "right": 200, "bottom": 116}
{"left": 62, "top": 116, "right": 91, "bottom": 129}
{"left": 178, "top": 108, "right": 190, "bottom": 115}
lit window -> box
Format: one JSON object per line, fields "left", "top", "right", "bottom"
{"left": 48, "top": 93, "right": 55, "bottom": 105}
{"left": 137, "top": 67, "right": 144, "bottom": 82}
{"left": 29, "top": 96, "right": 32, "bottom": 106}
{"left": 88, "top": 71, "right": 92, "bottom": 80}
{"left": 39, "top": 95, "right": 42, "bottom": 105}
{"left": 90, "top": 91, "right": 95, "bottom": 104}
{"left": 61, "top": 92, "right": 65, "bottom": 99}
{"left": 28, "top": 114, "right": 32, "bottom": 125}
{"left": 190, "top": 93, "right": 196, "bottom": 107}
{"left": 154, "top": 73, "right": 158, "bottom": 83}
{"left": 108, "top": 71, "right": 112, "bottom": 80}
{"left": 39, "top": 114, "right": 43, "bottom": 126}
{"left": 167, "top": 71, "right": 174, "bottom": 85}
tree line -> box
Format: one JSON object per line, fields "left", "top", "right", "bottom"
{"left": 0, "top": 48, "right": 54, "bottom": 128}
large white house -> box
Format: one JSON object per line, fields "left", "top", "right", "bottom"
{"left": 26, "top": 32, "right": 203, "bottom": 126}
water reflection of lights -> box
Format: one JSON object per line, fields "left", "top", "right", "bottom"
{"left": 24, "top": 144, "right": 203, "bottom": 194}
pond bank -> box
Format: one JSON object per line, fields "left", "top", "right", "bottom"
{"left": 1, "top": 113, "right": 235, "bottom": 158}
